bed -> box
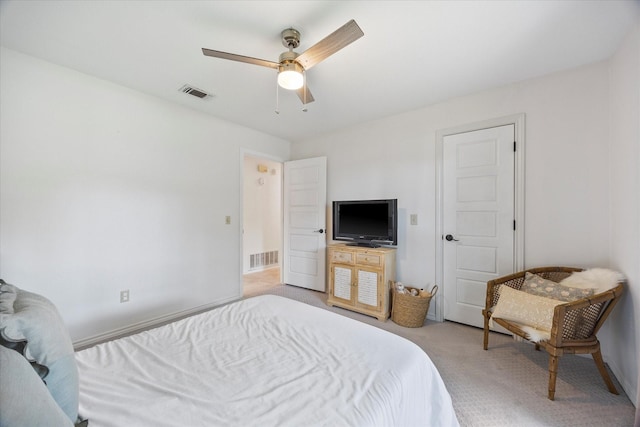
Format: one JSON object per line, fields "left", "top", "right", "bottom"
{"left": 1, "top": 282, "right": 459, "bottom": 427}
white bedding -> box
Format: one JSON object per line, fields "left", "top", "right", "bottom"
{"left": 76, "top": 295, "right": 458, "bottom": 426}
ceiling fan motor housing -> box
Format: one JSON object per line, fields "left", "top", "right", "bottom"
{"left": 279, "top": 50, "right": 299, "bottom": 63}
{"left": 278, "top": 59, "right": 303, "bottom": 74}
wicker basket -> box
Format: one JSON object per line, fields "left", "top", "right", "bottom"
{"left": 391, "top": 284, "right": 438, "bottom": 328}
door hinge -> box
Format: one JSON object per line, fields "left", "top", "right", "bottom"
{"left": 513, "top": 220, "right": 516, "bottom": 230}
{"left": 513, "top": 141, "right": 517, "bottom": 152}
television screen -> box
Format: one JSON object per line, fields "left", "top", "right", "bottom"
{"left": 332, "top": 199, "right": 397, "bottom": 247}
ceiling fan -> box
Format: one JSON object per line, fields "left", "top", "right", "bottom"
{"left": 202, "top": 19, "right": 364, "bottom": 105}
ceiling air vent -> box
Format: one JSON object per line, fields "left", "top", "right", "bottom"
{"left": 179, "top": 84, "right": 211, "bottom": 99}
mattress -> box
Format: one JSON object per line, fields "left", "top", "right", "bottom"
{"left": 76, "top": 295, "right": 458, "bottom": 426}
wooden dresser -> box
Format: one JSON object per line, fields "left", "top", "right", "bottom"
{"left": 326, "top": 244, "right": 396, "bottom": 320}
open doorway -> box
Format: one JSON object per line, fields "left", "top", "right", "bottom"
{"left": 242, "top": 154, "right": 283, "bottom": 297}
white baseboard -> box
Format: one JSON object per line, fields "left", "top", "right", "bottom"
{"left": 73, "top": 295, "right": 240, "bottom": 350}
{"left": 607, "top": 357, "right": 638, "bottom": 408}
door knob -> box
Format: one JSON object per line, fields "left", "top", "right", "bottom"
{"left": 445, "top": 234, "right": 459, "bottom": 241}
{"left": 315, "top": 229, "right": 325, "bottom": 234}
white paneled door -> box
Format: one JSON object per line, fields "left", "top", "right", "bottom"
{"left": 443, "top": 125, "right": 515, "bottom": 328}
{"left": 283, "top": 157, "right": 327, "bottom": 291}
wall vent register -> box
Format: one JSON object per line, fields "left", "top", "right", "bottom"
{"left": 250, "top": 250, "right": 279, "bottom": 270}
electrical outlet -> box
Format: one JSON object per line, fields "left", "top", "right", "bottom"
{"left": 410, "top": 214, "right": 418, "bottom": 226}
{"left": 120, "top": 290, "right": 129, "bottom": 303}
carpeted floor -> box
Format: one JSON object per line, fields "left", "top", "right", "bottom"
{"left": 246, "top": 282, "right": 636, "bottom": 427}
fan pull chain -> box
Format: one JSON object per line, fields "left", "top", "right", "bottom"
{"left": 302, "top": 70, "right": 308, "bottom": 112}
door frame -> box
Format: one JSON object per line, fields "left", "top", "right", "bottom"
{"left": 434, "top": 114, "right": 526, "bottom": 322}
{"left": 239, "top": 148, "right": 287, "bottom": 297}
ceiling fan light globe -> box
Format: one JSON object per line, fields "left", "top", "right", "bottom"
{"left": 277, "top": 60, "right": 304, "bottom": 90}
{"left": 278, "top": 70, "right": 304, "bottom": 90}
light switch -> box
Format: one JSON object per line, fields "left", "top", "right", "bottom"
{"left": 410, "top": 214, "right": 418, "bottom": 225}
{"left": 225, "top": 216, "right": 231, "bottom": 225}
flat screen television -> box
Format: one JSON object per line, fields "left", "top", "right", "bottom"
{"left": 332, "top": 199, "right": 398, "bottom": 247}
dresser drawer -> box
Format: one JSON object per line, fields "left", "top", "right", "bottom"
{"left": 356, "top": 252, "right": 382, "bottom": 267}
{"left": 331, "top": 250, "right": 354, "bottom": 264}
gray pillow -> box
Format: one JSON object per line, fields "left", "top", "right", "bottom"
{"left": 520, "top": 272, "right": 595, "bottom": 302}
{"left": 0, "top": 280, "right": 79, "bottom": 423}
{"left": 0, "top": 345, "right": 74, "bottom": 427}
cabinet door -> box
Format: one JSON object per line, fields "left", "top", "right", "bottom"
{"left": 330, "top": 265, "right": 355, "bottom": 305}
{"left": 355, "top": 267, "right": 382, "bottom": 310}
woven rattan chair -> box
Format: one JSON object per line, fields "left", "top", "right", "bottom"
{"left": 482, "top": 266, "right": 625, "bottom": 400}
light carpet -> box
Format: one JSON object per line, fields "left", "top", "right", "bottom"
{"left": 246, "top": 283, "right": 635, "bottom": 427}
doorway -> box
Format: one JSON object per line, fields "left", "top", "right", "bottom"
{"left": 435, "top": 114, "right": 525, "bottom": 327}
{"left": 242, "top": 154, "right": 283, "bottom": 297}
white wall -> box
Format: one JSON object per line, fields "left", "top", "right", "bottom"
{"left": 0, "top": 47, "right": 290, "bottom": 342}
{"left": 292, "top": 52, "right": 636, "bottom": 400}
{"left": 293, "top": 61, "right": 610, "bottom": 283}
{"left": 242, "top": 155, "right": 282, "bottom": 274}
{"left": 607, "top": 22, "right": 640, "bottom": 410}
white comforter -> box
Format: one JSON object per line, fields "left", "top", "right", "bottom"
{"left": 76, "top": 295, "right": 458, "bottom": 427}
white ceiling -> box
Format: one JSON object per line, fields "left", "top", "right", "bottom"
{"left": 1, "top": 1, "right": 638, "bottom": 142}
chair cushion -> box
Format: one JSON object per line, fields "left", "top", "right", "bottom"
{"left": 0, "top": 280, "right": 79, "bottom": 423}
{"left": 491, "top": 285, "right": 562, "bottom": 332}
{"left": 521, "top": 272, "right": 595, "bottom": 302}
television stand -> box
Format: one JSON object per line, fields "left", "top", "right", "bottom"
{"left": 326, "top": 244, "right": 396, "bottom": 321}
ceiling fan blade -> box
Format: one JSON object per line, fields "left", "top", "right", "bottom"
{"left": 295, "top": 19, "right": 364, "bottom": 71}
{"left": 295, "top": 85, "right": 315, "bottom": 104}
{"left": 202, "top": 48, "right": 279, "bottom": 69}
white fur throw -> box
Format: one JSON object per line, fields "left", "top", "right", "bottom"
{"left": 519, "top": 326, "right": 551, "bottom": 342}
{"left": 560, "top": 268, "right": 624, "bottom": 293}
